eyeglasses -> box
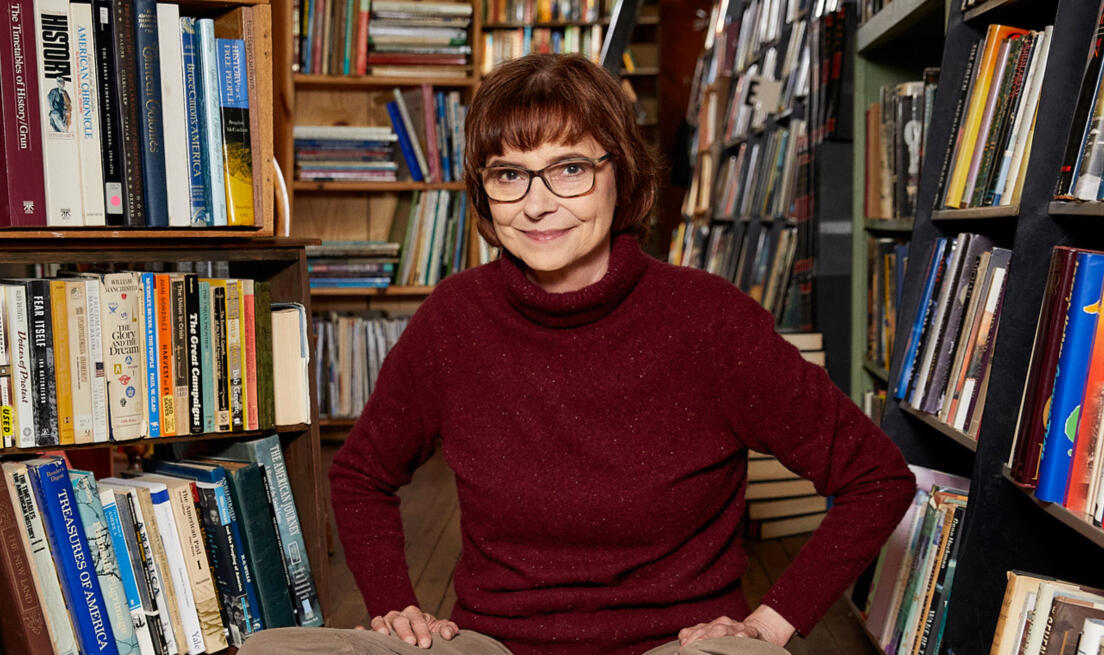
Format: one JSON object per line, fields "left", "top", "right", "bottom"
{"left": 479, "top": 153, "right": 613, "bottom": 202}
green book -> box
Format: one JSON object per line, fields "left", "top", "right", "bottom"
{"left": 253, "top": 282, "right": 275, "bottom": 430}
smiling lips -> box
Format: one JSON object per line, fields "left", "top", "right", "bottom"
{"left": 521, "top": 228, "right": 573, "bottom": 242}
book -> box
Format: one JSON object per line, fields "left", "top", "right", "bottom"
{"left": 97, "top": 486, "right": 160, "bottom": 655}
{"left": 80, "top": 278, "right": 109, "bottom": 443}
{"left": 216, "top": 37, "right": 254, "bottom": 226}
{"left": 895, "top": 239, "right": 948, "bottom": 400}
{"left": 180, "top": 17, "right": 212, "bottom": 227}
{"left": 66, "top": 280, "right": 94, "bottom": 443}
{"left": 242, "top": 280, "right": 259, "bottom": 431}
{"left": 185, "top": 275, "right": 204, "bottom": 434}
{"left": 0, "top": 458, "right": 52, "bottom": 655}
{"left": 0, "top": 0, "right": 47, "bottom": 226}
{"left": 171, "top": 276, "right": 189, "bottom": 435}
{"left": 157, "top": 3, "right": 190, "bottom": 227}
{"left": 225, "top": 279, "right": 244, "bottom": 430}
{"left": 131, "top": 0, "right": 169, "bottom": 227}
{"left": 196, "top": 18, "right": 227, "bottom": 226}
{"left": 198, "top": 280, "right": 216, "bottom": 433}
{"left": 70, "top": 1, "right": 106, "bottom": 226}
{"left": 91, "top": 0, "right": 125, "bottom": 223}
{"left": 156, "top": 274, "right": 176, "bottom": 436}
{"left": 1, "top": 282, "right": 37, "bottom": 447}
{"left": 49, "top": 279, "right": 74, "bottom": 444}
{"left": 141, "top": 273, "right": 161, "bottom": 438}
{"left": 272, "top": 303, "right": 311, "bottom": 425}
{"left": 253, "top": 282, "right": 275, "bottom": 430}
{"left": 111, "top": 0, "right": 147, "bottom": 226}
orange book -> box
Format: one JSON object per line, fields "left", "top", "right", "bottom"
{"left": 155, "top": 274, "right": 176, "bottom": 436}
{"left": 49, "top": 280, "right": 74, "bottom": 445}
{"left": 1065, "top": 306, "right": 1104, "bottom": 514}
{"left": 944, "top": 24, "right": 1029, "bottom": 208}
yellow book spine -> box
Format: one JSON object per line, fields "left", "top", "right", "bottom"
{"left": 49, "top": 280, "right": 74, "bottom": 445}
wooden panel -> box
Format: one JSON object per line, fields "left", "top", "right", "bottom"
{"left": 295, "top": 88, "right": 393, "bottom": 127}
{"left": 252, "top": 3, "right": 275, "bottom": 236}
{"left": 292, "top": 194, "right": 399, "bottom": 242}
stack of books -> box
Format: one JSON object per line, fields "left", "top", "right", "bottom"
{"left": 935, "top": 24, "right": 1053, "bottom": 211}
{"left": 314, "top": 313, "right": 410, "bottom": 418}
{"left": 485, "top": 0, "right": 599, "bottom": 23}
{"left": 863, "top": 388, "right": 888, "bottom": 424}
{"left": 988, "top": 572, "right": 1104, "bottom": 654}
{"left": 0, "top": 434, "right": 324, "bottom": 654}
{"left": 0, "top": 273, "right": 312, "bottom": 449}
{"left": 294, "top": 126, "right": 399, "bottom": 183}
{"left": 1008, "top": 246, "right": 1104, "bottom": 524}
{"left": 386, "top": 86, "right": 467, "bottom": 183}
{"left": 745, "top": 451, "right": 827, "bottom": 539}
{"left": 865, "top": 73, "right": 939, "bottom": 220}
{"left": 481, "top": 25, "right": 604, "bottom": 74}
{"left": 0, "top": 3, "right": 265, "bottom": 228}
{"left": 306, "top": 241, "right": 402, "bottom": 290}
{"left": 893, "top": 233, "right": 1012, "bottom": 438}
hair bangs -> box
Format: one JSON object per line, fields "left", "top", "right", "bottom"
{"left": 490, "top": 86, "right": 594, "bottom": 156}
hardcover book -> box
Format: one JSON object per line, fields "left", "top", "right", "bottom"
{"left": 157, "top": 3, "right": 190, "bottom": 227}
{"left": 171, "top": 276, "right": 189, "bottom": 434}
{"left": 66, "top": 280, "right": 94, "bottom": 443}
{"left": 91, "top": 0, "right": 125, "bottom": 223}
{"left": 196, "top": 19, "right": 228, "bottom": 226}
{"left": 111, "top": 0, "right": 146, "bottom": 226}
{"left": 180, "top": 17, "right": 212, "bottom": 227}
{"left": 97, "top": 486, "right": 159, "bottom": 655}
{"left": 198, "top": 280, "right": 216, "bottom": 433}
{"left": 49, "top": 279, "right": 74, "bottom": 444}
{"left": 0, "top": 0, "right": 46, "bottom": 226}
{"left": 215, "top": 38, "right": 254, "bottom": 226}
{"left": 68, "top": 2, "right": 106, "bottom": 225}
{"left": 131, "top": 0, "right": 169, "bottom": 227}
{"left": 1, "top": 283, "right": 36, "bottom": 447}
{"left": 0, "top": 459, "right": 52, "bottom": 655}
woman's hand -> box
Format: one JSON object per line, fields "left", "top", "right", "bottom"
{"left": 678, "top": 605, "right": 794, "bottom": 650}
{"left": 363, "top": 605, "right": 459, "bottom": 649}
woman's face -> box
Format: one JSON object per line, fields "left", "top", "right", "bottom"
{"left": 486, "top": 136, "right": 617, "bottom": 293}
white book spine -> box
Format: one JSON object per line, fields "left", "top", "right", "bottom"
{"left": 428, "top": 191, "right": 450, "bottom": 285}
{"left": 35, "top": 0, "right": 84, "bottom": 226}
{"left": 197, "top": 19, "right": 227, "bottom": 226}
{"left": 98, "top": 487, "right": 159, "bottom": 655}
{"left": 157, "top": 3, "right": 191, "bottom": 227}
{"left": 393, "top": 88, "right": 429, "bottom": 179}
{"left": 69, "top": 2, "right": 105, "bottom": 225}
{"left": 1004, "top": 27, "right": 1052, "bottom": 205}
{"left": 101, "top": 273, "right": 148, "bottom": 440}
{"left": 67, "top": 281, "right": 95, "bottom": 443}
{"left": 4, "top": 286, "right": 37, "bottom": 448}
{"left": 83, "top": 278, "right": 109, "bottom": 442}
{"left": 1078, "top": 618, "right": 1104, "bottom": 655}
{"left": 142, "top": 484, "right": 205, "bottom": 654}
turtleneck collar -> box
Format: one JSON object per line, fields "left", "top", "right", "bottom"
{"left": 498, "top": 232, "right": 650, "bottom": 328}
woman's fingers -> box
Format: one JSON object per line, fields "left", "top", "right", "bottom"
{"left": 368, "top": 607, "right": 451, "bottom": 648}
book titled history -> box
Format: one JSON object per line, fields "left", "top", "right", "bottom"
{"left": 0, "top": 0, "right": 46, "bottom": 226}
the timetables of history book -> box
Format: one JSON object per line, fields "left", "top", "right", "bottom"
{"left": 0, "top": 0, "right": 268, "bottom": 228}
{"left": 0, "top": 433, "right": 325, "bottom": 655}
{"left": 0, "top": 271, "right": 312, "bottom": 449}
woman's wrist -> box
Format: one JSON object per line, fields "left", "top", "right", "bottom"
{"left": 743, "top": 604, "right": 795, "bottom": 646}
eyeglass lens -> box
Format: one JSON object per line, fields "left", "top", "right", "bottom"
{"left": 482, "top": 160, "right": 597, "bottom": 201}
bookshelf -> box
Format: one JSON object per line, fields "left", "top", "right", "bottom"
{"left": 859, "top": 0, "right": 1104, "bottom": 651}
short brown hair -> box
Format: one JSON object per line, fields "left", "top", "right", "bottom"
{"left": 464, "top": 54, "right": 660, "bottom": 248}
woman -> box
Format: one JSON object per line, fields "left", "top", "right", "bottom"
{"left": 244, "top": 53, "right": 915, "bottom": 655}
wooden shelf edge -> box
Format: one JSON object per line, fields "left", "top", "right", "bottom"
{"left": 0, "top": 424, "right": 311, "bottom": 455}
{"left": 320, "top": 418, "right": 357, "bottom": 427}
{"left": 1001, "top": 466, "right": 1104, "bottom": 549}
{"left": 864, "top": 218, "right": 915, "bottom": 233}
{"left": 857, "top": 0, "right": 943, "bottom": 53}
{"left": 844, "top": 597, "right": 889, "bottom": 655}
{"left": 293, "top": 181, "right": 468, "bottom": 192}
{"left": 931, "top": 204, "right": 1019, "bottom": 221}
{"left": 863, "top": 359, "right": 890, "bottom": 383}
{"left": 963, "top": 0, "right": 1023, "bottom": 22}
{"left": 0, "top": 227, "right": 273, "bottom": 239}
{"left": 1049, "top": 200, "right": 1104, "bottom": 217}
{"left": 294, "top": 73, "right": 477, "bottom": 88}
{"left": 898, "top": 401, "right": 978, "bottom": 452}
{"left": 311, "top": 285, "right": 436, "bottom": 297}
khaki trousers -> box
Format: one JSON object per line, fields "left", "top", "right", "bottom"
{"left": 236, "top": 627, "right": 790, "bottom": 655}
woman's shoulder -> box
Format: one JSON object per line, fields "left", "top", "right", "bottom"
{"left": 644, "top": 258, "right": 758, "bottom": 306}
{"left": 416, "top": 260, "right": 500, "bottom": 312}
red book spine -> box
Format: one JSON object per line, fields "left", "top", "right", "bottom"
{"left": 243, "top": 285, "right": 258, "bottom": 431}
{"left": 156, "top": 273, "right": 176, "bottom": 436}
{"left": 421, "top": 84, "right": 440, "bottom": 183}
{"left": 354, "top": 0, "right": 368, "bottom": 75}
{"left": 0, "top": 0, "right": 46, "bottom": 226}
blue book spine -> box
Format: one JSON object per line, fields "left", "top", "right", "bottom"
{"left": 453, "top": 193, "right": 467, "bottom": 273}
{"left": 132, "top": 0, "right": 169, "bottom": 227}
{"left": 199, "top": 280, "right": 216, "bottom": 432}
{"left": 1035, "top": 252, "right": 1104, "bottom": 502}
{"left": 387, "top": 101, "right": 424, "bottom": 182}
{"left": 894, "top": 238, "right": 948, "bottom": 399}
{"left": 99, "top": 490, "right": 144, "bottom": 626}
{"left": 436, "top": 91, "right": 451, "bottom": 182}
{"left": 197, "top": 19, "right": 228, "bottom": 226}
{"left": 180, "top": 18, "right": 212, "bottom": 226}
{"left": 28, "top": 459, "right": 119, "bottom": 655}
{"left": 141, "top": 273, "right": 160, "bottom": 438}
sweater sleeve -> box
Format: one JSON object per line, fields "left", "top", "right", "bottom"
{"left": 328, "top": 305, "right": 445, "bottom": 618}
{"left": 714, "top": 291, "right": 916, "bottom": 636}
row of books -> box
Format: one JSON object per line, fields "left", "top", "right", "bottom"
{"left": 1008, "top": 247, "right": 1104, "bottom": 525}
{"left": 865, "top": 74, "right": 939, "bottom": 220}
{"left": 294, "top": 0, "right": 473, "bottom": 76}
{"left": 387, "top": 86, "right": 467, "bottom": 183}
{"left": 294, "top": 125, "right": 399, "bottom": 182}
{"left": 0, "top": 1, "right": 263, "bottom": 228}
{"left": 863, "top": 387, "right": 888, "bottom": 424}
{"left": 483, "top": 0, "right": 602, "bottom": 24}
{"left": 851, "top": 465, "right": 971, "bottom": 655}
{"left": 0, "top": 437, "right": 323, "bottom": 655}
{"left": 936, "top": 24, "right": 1053, "bottom": 211}
{"left": 1055, "top": 7, "right": 1104, "bottom": 203}
{"left": 0, "top": 273, "right": 311, "bottom": 449}
{"left": 893, "top": 233, "right": 1012, "bottom": 439}
{"left": 745, "top": 450, "right": 827, "bottom": 540}
{"left": 867, "top": 238, "right": 909, "bottom": 372}
{"left": 480, "top": 24, "right": 604, "bottom": 74}
{"left": 307, "top": 241, "right": 402, "bottom": 289}
{"left": 314, "top": 313, "right": 409, "bottom": 418}
{"left": 716, "top": 121, "right": 803, "bottom": 221}
{"left": 989, "top": 571, "right": 1104, "bottom": 655}
{"left": 393, "top": 190, "right": 474, "bottom": 287}
{"left": 729, "top": 0, "right": 805, "bottom": 75}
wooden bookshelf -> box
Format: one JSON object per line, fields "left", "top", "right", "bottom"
{"left": 864, "top": 218, "right": 915, "bottom": 233}
{"left": 898, "top": 402, "right": 978, "bottom": 453}
{"left": 863, "top": 359, "right": 890, "bottom": 383}
{"left": 857, "top": 0, "right": 945, "bottom": 53}
{"left": 292, "top": 181, "right": 468, "bottom": 193}
{"left": 930, "top": 205, "right": 1020, "bottom": 220}
{"left": 0, "top": 424, "right": 311, "bottom": 456}
{"left": 1001, "top": 467, "right": 1104, "bottom": 549}
{"left": 293, "top": 73, "right": 478, "bottom": 89}
{"left": 320, "top": 417, "right": 358, "bottom": 428}
{"left": 1049, "top": 200, "right": 1104, "bottom": 216}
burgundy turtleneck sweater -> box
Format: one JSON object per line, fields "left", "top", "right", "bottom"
{"left": 329, "top": 234, "right": 915, "bottom": 655}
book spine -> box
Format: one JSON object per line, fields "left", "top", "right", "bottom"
{"left": 67, "top": 281, "right": 95, "bottom": 443}
{"left": 0, "top": 461, "right": 52, "bottom": 655}
{"left": 4, "top": 463, "right": 79, "bottom": 655}
{"left": 48, "top": 280, "right": 74, "bottom": 444}
{"left": 253, "top": 282, "right": 274, "bottom": 430}
{"left": 35, "top": 0, "right": 85, "bottom": 225}
{"left": 0, "top": 0, "right": 47, "bottom": 225}
{"left": 112, "top": 488, "right": 170, "bottom": 655}
{"left": 155, "top": 274, "right": 175, "bottom": 436}
{"left": 197, "top": 19, "right": 227, "bottom": 226}
{"left": 387, "top": 101, "right": 423, "bottom": 182}
{"left": 112, "top": 0, "right": 146, "bottom": 226}
{"left": 142, "top": 273, "right": 161, "bottom": 438}
{"left": 225, "top": 279, "right": 243, "bottom": 430}
{"left": 192, "top": 482, "right": 249, "bottom": 646}
{"left": 27, "top": 459, "right": 119, "bottom": 655}
{"left": 131, "top": 0, "right": 168, "bottom": 226}
{"left": 216, "top": 38, "right": 254, "bottom": 226}
{"left": 210, "top": 282, "right": 229, "bottom": 431}
{"left": 180, "top": 18, "right": 211, "bottom": 226}
{"left": 100, "top": 273, "right": 146, "bottom": 440}
{"left": 421, "top": 84, "right": 440, "bottom": 182}
{"left": 90, "top": 0, "right": 124, "bottom": 223}
{"left": 216, "top": 476, "right": 264, "bottom": 635}
{"left": 67, "top": 471, "right": 141, "bottom": 655}
{"left": 69, "top": 2, "right": 106, "bottom": 225}
{"left": 133, "top": 486, "right": 185, "bottom": 655}
{"left": 393, "top": 89, "right": 428, "bottom": 179}
{"left": 24, "top": 281, "right": 57, "bottom": 445}
{"left": 242, "top": 280, "right": 258, "bottom": 430}
{"left": 157, "top": 3, "right": 189, "bottom": 227}
{"left": 147, "top": 488, "right": 204, "bottom": 654}
{"left": 894, "top": 239, "right": 947, "bottom": 399}
{"left": 162, "top": 482, "right": 225, "bottom": 652}
{"left": 1, "top": 288, "right": 15, "bottom": 448}
{"left": 436, "top": 90, "right": 451, "bottom": 182}
{"left": 98, "top": 488, "right": 158, "bottom": 655}
{"left": 171, "top": 277, "right": 189, "bottom": 433}
{"left": 185, "top": 275, "right": 203, "bottom": 434}
{"left": 4, "top": 285, "right": 36, "bottom": 447}
{"left": 198, "top": 280, "right": 215, "bottom": 433}
{"left": 82, "top": 279, "right": 109, "bottom": 442}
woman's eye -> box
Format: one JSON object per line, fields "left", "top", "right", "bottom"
{"left": 498, "top": 169, "right": 522, "bottom": 182}
{"left": 563, "top": 164, "right": 583, "bottom": 175}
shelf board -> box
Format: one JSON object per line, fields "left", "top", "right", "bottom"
{"left": 1002, "top": 466, "right": 1104, "bottom": 549}
{"left": 0, "top": 227, "right": 269, "bottom": 239}
{"left": 320, "top": 417, "right": 357, "bottom": 427}
{"left": 620, "top": 67, "right": 659, "bottom": 76}
{"left": 483, "top": 16, "right": 658, "bottom": 28}
{"left": 898, "top": 401, "right": 978, "bottom": 452}
{"left": 963, "top": 0, "right": 1023, "bottom": 22}
{"left": 863, "top": 359, "right": 890, "bottom": 383}
{"left": 844, "top": 598, "right": 888, "bottom": 655}
{"left": 0, "top": 424, "right": 311, "bottom": 455}
{"left": 931, "top": 204, "right": 1019, "bottom": 221}
{"left": 0, "top": 237, "right": 317, "bottom": 264}
{"left": 293, "top": 181, "right": 467, "bottom": 192}
{"left": 864, "top": 218, "right": 915, "bottom": 233}
{"left": 294, "top": 73, "right": 476, "bottom": 88}
{"left": 1049, "top": 200, "right": 1104, "bottom": 217}
{"left": 311, "top": 285, "right": 435, "bottom": 297}
{"left": 857, "top": 0, "right": 944, "bottom": 53}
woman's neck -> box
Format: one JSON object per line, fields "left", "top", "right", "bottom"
{"left": 524, "top": 236, "right": 613, "bottom": 294}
